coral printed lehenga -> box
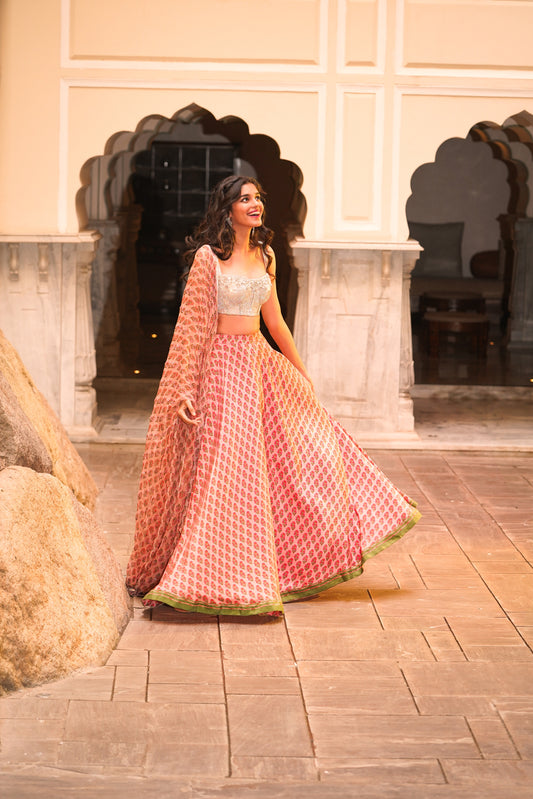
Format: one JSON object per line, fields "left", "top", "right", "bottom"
{"left": 126, "top": 245, "right": 421, "bottom": 616}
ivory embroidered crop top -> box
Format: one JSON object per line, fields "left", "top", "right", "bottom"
{"left": 217, "top": 261, "right": 272, "bottom": 316}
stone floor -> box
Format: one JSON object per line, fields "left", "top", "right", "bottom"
{"left": 93, "top": 378, "right": 533, "bottom": 451}
{"left": 1, "top": 444, "right": 533, "bottom": 798}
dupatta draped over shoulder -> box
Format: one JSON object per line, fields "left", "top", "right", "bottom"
{"left": 126, "top": 244, "right": 218, "bottom": 594}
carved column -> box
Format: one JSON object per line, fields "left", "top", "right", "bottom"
{"left": 74, "top": 239, "right": 99, "bottom": 431}
{"left": 509, "top": 218, "right": 533, "bottom": 347}
{"left": 398, "top": 253, "right": 417, "bottom": 432}
{"left": 291, "top": 246, "right": 311, "bottom": 366}
{"left": 89, "top": 219, "right": 121, "bottom": 375}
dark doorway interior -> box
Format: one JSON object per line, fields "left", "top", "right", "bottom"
{"left": 131, "top": 141, "right": 236, "bottom": 375}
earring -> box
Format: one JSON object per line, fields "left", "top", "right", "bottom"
{"left": 226, "top": 216, "right": 233, "bottom": 227}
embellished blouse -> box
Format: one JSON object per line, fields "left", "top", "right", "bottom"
{"left": 217, "top": 261, "right": 271, "bottom": 317}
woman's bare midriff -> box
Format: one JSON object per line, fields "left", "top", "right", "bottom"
{"left": 217, "top": 313, "right": 260, "bottom": 335}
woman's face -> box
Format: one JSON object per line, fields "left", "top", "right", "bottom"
{"left": 229, "top": 183, "right": 264, "bottom": 229}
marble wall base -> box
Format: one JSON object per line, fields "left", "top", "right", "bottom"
{"left": 0, "top": 234, "right": 100, "bottom": 437}
{"left": 291, "top": 241, "right": 421, "bottom": 443}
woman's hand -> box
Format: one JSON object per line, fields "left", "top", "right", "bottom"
{"left": 177, "top": 398, "right": 201, "bottom": 426}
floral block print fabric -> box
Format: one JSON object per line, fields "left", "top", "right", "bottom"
{"left": 134, "top": 333, "right": 420, "bottom": 616}
{"left": 126, "top": 244, "right": 421, "bottom": 616}
{"left": 126, "top": 245, "right": 219, "bottom": 597}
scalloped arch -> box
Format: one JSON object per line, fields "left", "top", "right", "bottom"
{"left": 76, "top": 103, "right": 306, "bottom": 237}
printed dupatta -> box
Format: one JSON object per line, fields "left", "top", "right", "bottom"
{"left": 126, "top": 244, "right": 218, "bottom": 594}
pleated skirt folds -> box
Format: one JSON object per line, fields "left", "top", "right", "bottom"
{"left": 142, "top": 332, "right": 420, "bottom": 615}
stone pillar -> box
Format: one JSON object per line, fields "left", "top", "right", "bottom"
{"left": 89, "top": 219, "right": 121, "bottom": 375}
{"left": 0, "top": 233, "right": 100, "bottom": 437}
{"left": 398, "top": 252, "right": 417, "bottom": 432}
{"left": 74, "top": 241, "right": 99, "bottom": 434}
{"left": 508, "top": 218, "right": 533, "bottom": 347}
{"left": 291, "top": 240, "right": 421, "bottom": 444}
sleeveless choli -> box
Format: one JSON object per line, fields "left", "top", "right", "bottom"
{"left": 126, "top": 244, "right": 421, "bottom": 616}
{"left": 216, "top": 260, "right": 271, "bottom": 316}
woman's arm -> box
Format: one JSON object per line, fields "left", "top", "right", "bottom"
{"left": 260, "top": 251, "right": 313, "bottom": 387}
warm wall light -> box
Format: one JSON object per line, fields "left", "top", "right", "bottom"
{"left": 134, "top": 369, "right": 140, "bottom": 375}
{"left": 151, "top": 333, "right": 158, "bottom": 338}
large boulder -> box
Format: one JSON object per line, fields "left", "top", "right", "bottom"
{"left": 0, "top": 373, "right": 53, "bottom": 473}
{"left": 0, "top": 466, "right": 131, "bottom": 694}
{"left": 0, "top": 328, "right": 97, "bottom": 509}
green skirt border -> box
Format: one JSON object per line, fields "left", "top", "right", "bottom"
{"left": 143, "top": 590, "right": 284, "bottom": 617}
{"left": 143, "top": 504, "right": 421, "bottom": 617}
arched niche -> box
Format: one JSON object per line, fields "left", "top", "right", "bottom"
{"left": 406, "top": 110, "right": 533, "bottom": 351}
{"left": 77, "top": 103, "right": 307, "bottom": 377}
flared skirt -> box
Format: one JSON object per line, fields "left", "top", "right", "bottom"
{"left": 140, "top": 332, "right": 420, "bottom": 615}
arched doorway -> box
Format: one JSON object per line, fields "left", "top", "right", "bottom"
{"left": 406, "top": 110, "right": 533, "bottom": 387}
{"left": 77, "top": 104, "right": 307, "bottom": 380}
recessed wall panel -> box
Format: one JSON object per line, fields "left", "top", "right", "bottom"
{"left": 343, "top": 0, "right": 380, "bottom": 67}
{"left": 340, "top": 92, "right": 377, "bottom": 222}
{"left": 70, "top": 0, "right": 321, "bottom": 64}
{"left": 404, "top": 0, "right": 533, "bottom": 70}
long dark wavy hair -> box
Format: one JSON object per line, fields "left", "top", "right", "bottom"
{"left": 184, "top": 175, "right": 274, "bottom": 273}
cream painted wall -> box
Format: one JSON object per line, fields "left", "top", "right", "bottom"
{"left": 0, "top": 0, "right": 62, "bottom": 234}
{"left": 1, "top": 0, "right": 533, "bottom": 240}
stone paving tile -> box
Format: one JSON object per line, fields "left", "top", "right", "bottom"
{"left": 112, "top": 665, "right": 147, "bottom": 702}
{"left": 0, "top": 696, "right": 69, "bottom": 719}
{"left": 415, "top": 696, "right": 498, "bottom": 716}
{"left": 144, "top": 742, "right": 228, "bottom": 777}
{"left": 310, "top": 714, "right": 479, "bottom": 759}
{"left": 284, "top": 596, "right": 382, "bottom": 628}
{"left": 478, "top": 573, "right": 533, "bottom": 613}
{"left": 467, "top": 716, "right": 519, "bottom": 759}
{"left": 379, "top": 615, "right": 449, "bottom": 631}
{"left": 225, "top": 676, "right": 300, "bottom": 695}
{"left": 148, "top": 650, "right": 223, "bottom": 684}
{"left": 288, "top": 628, "right": 434, "bottom": 661}
{"left": 65, "top": 700, "right": 227, "bottom": 746}
{"left": 319, "top": 758, "right": 445, "bottom": 784}
{"left": 402, "top": 662, "right": 533, "bottom": 696}
{"left": 412, "top": 553, "right": 483, "bottom": 589}
{"left": 17, "top": 666, "right": 116, "bottom": 700}
{"left": 222, "top": 658, "right": 297, "bottom": 678}
{"left": 390, "top": 525, "right": 465, "bottom": 555}
{"left": 301, "top": 678, "right": 418, "bottom": 715}
{"left": 147, "top": 681, "right": 225, "bottom": 704}
{"left": 474, "top": 559, "right": 533, "bottom": 575}
{"left": 227, "top": 695, "right": 313, "bottom": 757}
{"left": 445, "top": 616, "right": 531, "bottom": 657}
{"left": 422, "top": 630, "right": 466, "bottom": 661}
{"left": 117, "top": 617, "right": 221, "bottom": 651}
{"left": 441, "top": 758, "right": 533, "bottom": 786}
{"left": 497, "top": 709, "right": 533, "bottom": 758}
{"left": 231, "top": 756, "right": 318, "bottom": 782}
{"left": 370, "top": 586, "right": 507, "bottom": 618}
{"left": 57, "top": 740, "right": 147, "bottom": 769}
{"left": 106, "top": 649, "right": 148, "bottom": 666}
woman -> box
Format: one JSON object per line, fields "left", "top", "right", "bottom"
{"left": 126, "top": 175, "right": 420, "bottom": 616}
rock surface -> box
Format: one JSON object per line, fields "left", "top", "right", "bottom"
{"left": 0, "top": 373, "right": 53, "bottom": 473}
{"left": 72, "top": 500, "right": 132, "bottom": 634}
{"left": 0, "top": 328, "right": 98, "bottom": 509}
{"left": 0, "top": 466, "right": 130, "bottom": 694}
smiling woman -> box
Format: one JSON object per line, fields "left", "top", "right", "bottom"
{"left": 125, "top": 175, "right": 421, "bottom": 617}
